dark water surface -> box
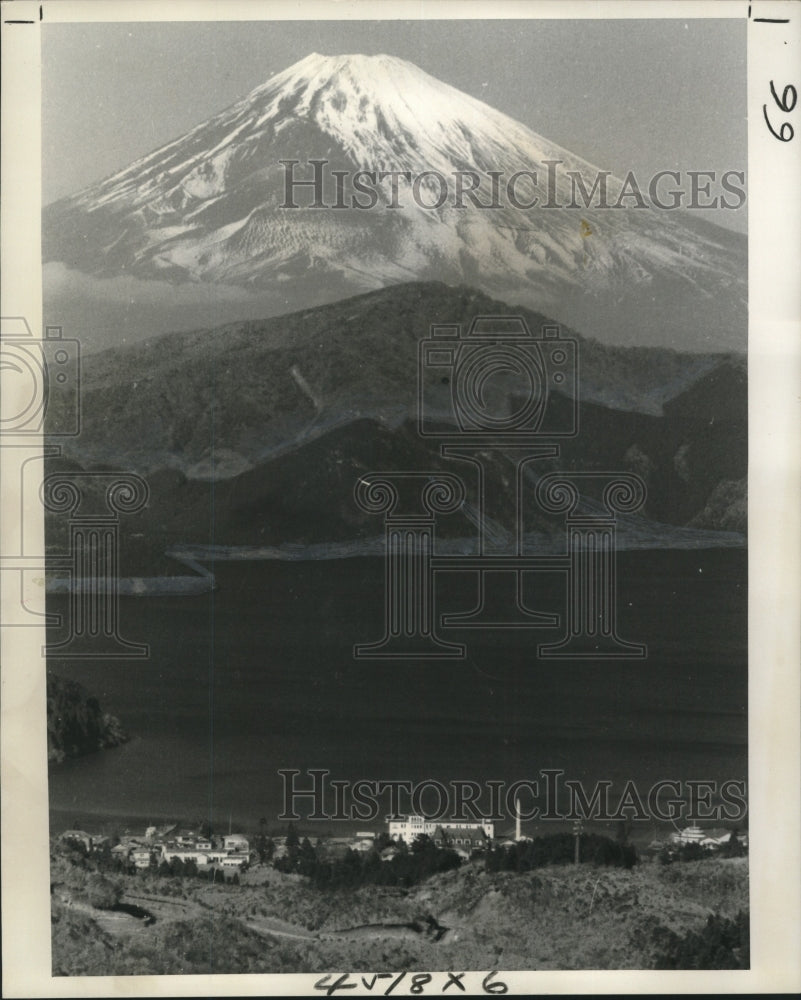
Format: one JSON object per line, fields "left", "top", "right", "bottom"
{"left": 48, "top": 549, "right": 747, "bottom": 835}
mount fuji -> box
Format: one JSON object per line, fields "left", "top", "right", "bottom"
{"left": 43, "top": 52, "right": 746, "bottom": 352}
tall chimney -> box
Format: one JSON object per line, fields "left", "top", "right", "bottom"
{"left": 515, "top": 797, "right": 521, "bottom": 841}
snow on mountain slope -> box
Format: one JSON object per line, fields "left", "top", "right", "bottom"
{"left": 43, "top": 53, "right": 746, "bottom": 352}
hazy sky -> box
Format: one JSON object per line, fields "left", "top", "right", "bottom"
{"left": 42, "top": 18, "right": 747, "bottom": 229}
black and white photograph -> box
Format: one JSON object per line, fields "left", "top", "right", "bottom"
{"left": 1, "top": 1, "right": 799, "bottom": 995}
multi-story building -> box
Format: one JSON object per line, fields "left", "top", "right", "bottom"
{"left": 388, "top": 814, "right": 494, "bottom": 843}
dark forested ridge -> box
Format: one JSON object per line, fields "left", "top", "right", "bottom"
{"left": 44, "top": 283, "right": 746, "bottom": 566}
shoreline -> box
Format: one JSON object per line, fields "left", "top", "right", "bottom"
{"left": 48, "top": 803, "right": 747, "bottom": 850}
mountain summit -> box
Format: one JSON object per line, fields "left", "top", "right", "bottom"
{"left": 44, "top": 52, "right": 746, "bottom": 352}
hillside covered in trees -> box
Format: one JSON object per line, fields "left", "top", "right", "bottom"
{"left": 47, "top": 672, "right": 129, "bottom": 763}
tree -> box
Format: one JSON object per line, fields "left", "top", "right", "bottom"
{"left": 375, "top": 831, "right": 393, "bottom": 852}
{"left": 85, "top": 873, "right": 122, "bottom": 910}
{"left": 94, "top": 843, "right": 113, "bottom": 869}
{"left": 411, "top": 833, "right": 434, "bottom": 854}
{"left": 723, "top": 830, "right": 745, "bottom": 858}
{"left": 654, "top": 912, "right": 749, "bottom": 969}
{"left": 298, "top": 837, "right": 317, "bottom": 876}
{"left": 616, "top": 818, "right": 633, "bottom": 845}
{"left": 285, "top": 822, "right": 300, "bottom": 849}
{"left": 680, "top": 842, "right": 704, "bottom": 862}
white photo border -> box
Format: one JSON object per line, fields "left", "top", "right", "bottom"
{"left": 1, "top": 0, "right": 799, "bottom": 995}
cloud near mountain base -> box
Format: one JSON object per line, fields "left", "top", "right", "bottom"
{"left": 43, "top": 261, "right": 341, "bottom": 352}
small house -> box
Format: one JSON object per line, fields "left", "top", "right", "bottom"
{"left": 433, "top": 826, "right": 488, "bottom": 851}
{"left": 351, "top": 839, "right": 374, "bottom": 853}
{"left": 223, "top": 834, "right": 249, "bottom": 854}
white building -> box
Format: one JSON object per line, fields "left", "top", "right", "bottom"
{"left": 223, "top": 834, "right": 250, "bottom": 853}
{"left": 670, "top": 826, "right": 705, "bottom": 845}
{"left": 388, "top": 815, "right": 494, "bottom": 842}
{"left": 351, "top": 839, "right": 374, "bottom": 853}
{"left": 161, "top": 844, "right": 228, "bottom": 866}
{"left": 162, "top": 847, "right": 210, "bottom": 866}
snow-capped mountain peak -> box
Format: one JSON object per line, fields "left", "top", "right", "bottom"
{"left": 43, "top": 52, "right": 746, "bottom": 353}
{"left": 242, "top": 51, "right": 597, "bottom": 177}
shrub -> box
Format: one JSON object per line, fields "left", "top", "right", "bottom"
{"left": 484, "top": 833, "right": 637, "bottom": 873}
{"left": 653, "top": 911, "right": 749, "bottom": 969}
{"left": 275, "top": 838, "right": 460, "bottom": 889}
{"left": 85, "top": 873, "right": 122, "bottom": 910}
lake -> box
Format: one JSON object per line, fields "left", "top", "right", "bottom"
{"left": 47, "top": 548, "right": 747, "bottom": 838}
